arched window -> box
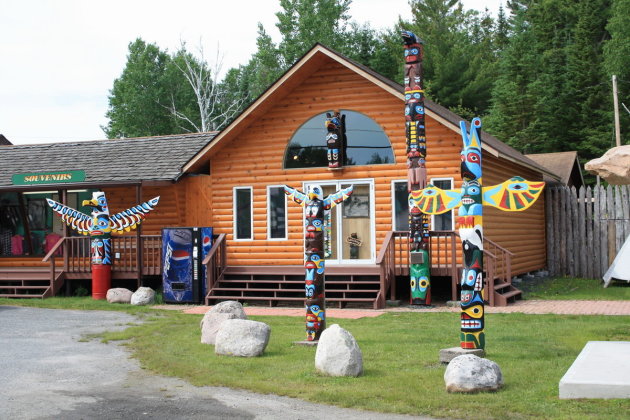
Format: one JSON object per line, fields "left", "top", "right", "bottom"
{"left": 284, "top": 110, "right": 395, "bottom": 169}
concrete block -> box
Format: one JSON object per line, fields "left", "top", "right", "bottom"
{"left": 559, "top": 341, "right": 630, "bottom": 399}
{"left": 439, "top": 347, "right": 486, "bottom": 363}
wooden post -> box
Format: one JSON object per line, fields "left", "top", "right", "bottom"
{"left": 545, "top": 188, "right": 555, "bottom": 276}
{"left": 136, "top": 184, "right": 142, "bottom": 288}
{"left": 613, "top": 75, "right": 621, "bottom": 147}
{"left": 585, "top": 187, "right": 594, "bottom": 279}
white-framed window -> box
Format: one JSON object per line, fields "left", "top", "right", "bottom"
{"left": 267, "top": 185, "right": 287, "bottom": 240}
{"left": 391, "top": 180, "right": 409, "bottom": 231}
{"left": 430, "top": 177, "right": 455, "bottom": 230}
{"left": 233, "top": 187, "right": 253, "bottom": 240}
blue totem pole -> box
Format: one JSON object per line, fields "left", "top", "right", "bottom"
{"left": 414, "top": 118, "right": 544, "bottom": 349}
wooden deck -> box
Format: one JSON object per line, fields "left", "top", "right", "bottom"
{"left": 1, "top": 231, "right": 521, "bottom": 306}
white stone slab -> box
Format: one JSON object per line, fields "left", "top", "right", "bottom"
{"left": 559, "top": 341, "right": 630, "bottom": 399}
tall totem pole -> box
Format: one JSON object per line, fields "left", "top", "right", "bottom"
{"left": 46, "top": 191, "right": 160, "bottom": 299}
{"left": 284, "top": 184, "right": 353, "bottom": 341}
{"left": 402, "top": 31, "right": 431, "bottom": 305}
{"left": 414, "top": 118, "right": 544, "bottom": 349}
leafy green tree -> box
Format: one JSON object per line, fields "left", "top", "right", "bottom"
{"left": 103, "top": 39, "right": 176, "bottom": 138}
{"left": 604, "top": 0, "right": 630, "bottom": 144}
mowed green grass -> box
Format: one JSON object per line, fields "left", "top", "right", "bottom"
{"left": 522, "top": 277, "right": 630, "bottom": 300}
{"left": 98, "top": 310, "right": 630, "bottom": 420}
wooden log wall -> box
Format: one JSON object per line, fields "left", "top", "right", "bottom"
{"left": 546, "top": 185, "right": 630, "bottom": 279}
{"left": 203, "top": 59, "right": 548, "bottom": 274}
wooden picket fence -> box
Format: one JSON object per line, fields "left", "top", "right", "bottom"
{"left": 546, "top": 185, "right": 630, "bottom": 279}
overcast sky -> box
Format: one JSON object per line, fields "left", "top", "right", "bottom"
{"left": 0, "top": 0, "right": 503, "bottom": 145}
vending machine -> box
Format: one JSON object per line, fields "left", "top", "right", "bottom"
{"left": 161, "top": 227, "right": 213, "bottom": 303}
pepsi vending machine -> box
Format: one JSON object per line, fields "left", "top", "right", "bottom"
{"left": 162, "top": 227, "right": 213, "bottom": 303}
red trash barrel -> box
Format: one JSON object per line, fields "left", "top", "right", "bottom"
{"left": 91, "top": 264, "right": 112, "bottom": 300}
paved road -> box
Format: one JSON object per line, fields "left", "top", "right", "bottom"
{"left": 0, "top": 306, "right": 426, "bottom": 420}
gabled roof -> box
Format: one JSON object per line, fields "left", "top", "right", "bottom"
{"left": 0, "top": 132, "right": 216, "bottom": 189}
{"left": 526, "top": 151, "right": 584, "bottom": 187}
{"left": 0, "top": 134, "right": 12, "bottom": 146}
{"left": 183, "top": 43, "right": 559, "bottom": 180}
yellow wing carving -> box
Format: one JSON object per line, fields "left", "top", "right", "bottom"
{"left": 482, "top": 177, "right": 545, "bottom": 211}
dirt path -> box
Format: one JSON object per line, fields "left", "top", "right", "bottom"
{"left": 0, "top": 306, "right": 427, "bottom": 420}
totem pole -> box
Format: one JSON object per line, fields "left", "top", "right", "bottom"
{"left": 46, "top": 191, "right": 160, "bottom": 299}
{"left": 402, "top": 30, "right": 431, "bottom": 305}
{"left": 413, "top": 118, "right": 544, "bottom": 349}
{"left": 284, "top": 184, "right": 353, "bottom": 341}
{"left": 326, "top": 111, "right": 346, "bottom": 169}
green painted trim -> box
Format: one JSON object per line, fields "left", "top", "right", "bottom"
{"left": 12, "top": 170, "right": 86, "bottom": 185}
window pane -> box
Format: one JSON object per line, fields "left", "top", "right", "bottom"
{"left": 268, "top": 187, "right": 286, "bottom": 239}
{"left": 393, "top": 182, "right": 409, "bottom": 231}
{"left": 235, "top": 188, "right": 252, "bottom": 239}
{"left": 284, "top": 110, "right": 394, "bottom": 168}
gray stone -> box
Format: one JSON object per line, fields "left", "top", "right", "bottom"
{"left": 585, "top": 145, "right": 630, "bottom": 185}
{"left": 106, "top": 288, "right": 133, "bottom": 304}
{"left": 439, "top": 347, "right": 486, "bottom": 363}
{"left": 201, "top": 312, "right": 240, "bottom": 345}
{"left": 444, "top": 354, "right": 503, "bottom": 393}
{"left": 200, "top": 301, "right": 247, "bottom": 345}
{"left": 446, "top": 300, "right": 460, "bottom": 308}
{"left": 215, "top": 319, "right": 270, "bottom": 357}
{"left": 130, "top": 287, "right": 155, "bottom": 306}
{"left": 559, "top": 341, "right": 630, "bottom": 399}
{"left": 202, "top": 301, "right": 247, "bottom": 323}
{"left": 315, "top": 324, "right": 363, "bottom": 377}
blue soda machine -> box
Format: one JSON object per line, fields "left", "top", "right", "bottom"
{"left": 161, "top": 227, "right": 213, "bottom": 303}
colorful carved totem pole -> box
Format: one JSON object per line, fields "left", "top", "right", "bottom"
{"left": 413, "top": 118, "right": 544, "bottom": 349}
{"left": 326, "top": 111, "right": 346, "bottom": 169}
{"left": 402, "top": 30, "right": 431, "bottom": 305}
{"left": 46, "top": 192, "right": 160, "bottom": 299}
{"left": 284, "top": 184, "right": 353, "bottom": 341}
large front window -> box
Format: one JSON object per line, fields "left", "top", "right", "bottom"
{"left": 284, "top": 110, "right": 394, "bottom": 169}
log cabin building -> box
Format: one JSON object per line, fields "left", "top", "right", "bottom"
{"left": 0, "top": 44, "right": 559, "bottom": 306}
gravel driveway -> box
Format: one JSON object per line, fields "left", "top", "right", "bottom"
{"left": 0, "top": 306, "right": 428, "bottom": 420}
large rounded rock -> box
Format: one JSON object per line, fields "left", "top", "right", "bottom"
{"left": 444, "top": 354, "right": 503, "bottom": 393}
{"left": 215, "top": 319, "right": 270, "bottom": 357}
{"left": 200, "top": 301, "right": 247, "bottom": 345}
{"left": 315, "top": 324, "right": 363, "bottom": 377}
{"left": 201, "top": 301, "right": 247, "bottom": 326}
{"left": 106, "top": 288, "right": 133, "bottom": 304}
{"left": 130, "top": 287, "right": 155, "bottom": 306}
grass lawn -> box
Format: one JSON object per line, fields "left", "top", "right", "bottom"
{"left": 2, "top": 292, "right": 629, "bottom": 419}
{"left": 521, "top": 277, "right": 630, "bottom": 300}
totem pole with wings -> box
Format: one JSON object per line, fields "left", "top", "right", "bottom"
{"left": 46, "top": 191, "right": 160, "bottom": 299}
{"left": 284, "top": 184, "right": 353, "bottom": 341}
{"left": 412, "top": 118, "right": 544, "bottom": 349}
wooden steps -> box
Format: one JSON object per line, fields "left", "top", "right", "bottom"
{"left": 0, "top": 267, "right": 60, "bottom": 299}
{"left": 493, "top": 281, "right": 523, "bottom": 306}
{"left": 206, "top": 265, "right": 382, "bottom": 309}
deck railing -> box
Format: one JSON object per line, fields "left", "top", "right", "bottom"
{"left": 42, "top": 235, "right": 164, "bottom": 283}
{"left": 202, "top": 233, "right": 227, "bottom": 303}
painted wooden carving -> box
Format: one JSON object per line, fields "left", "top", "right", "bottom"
{"left": 326, "top": 111, "right": 346, "bottom": 169}
{"left": 46, "top": 192, "right": 159, "bottom": 298}
{"left": 413, "top": 118, "right": 544, "bottom": 349}
{"left": 284, "top": 184, "right": 353, "bottom": 341}
{"left": 403, "top": 30, "right": 431, "bottom": 305}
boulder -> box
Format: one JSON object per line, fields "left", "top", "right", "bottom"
{"left": 315, "top": 324, "right": 363, "bottom": 377}
{"left": 200, "top": 301, "right": 247, "bottom": 345}
{"left": 200, "top": 301, "right": 247, "bottom": 327}
{"left": 106, "top": 288, "right": 133, "bottom": 304}
{"left": 444, "top": 354, "right": 503, "bottom": 393}
{"left": 215, "top": 319, "right": 270, "bottom": 357}
{"left": 130, "top": 287, "right": 155, "bottom": 306}
{"left": 585, "top": 145, "right": 630, "bottom": 185}
{"left": 201, "top": 312, "right": 242, "bottom": 345}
